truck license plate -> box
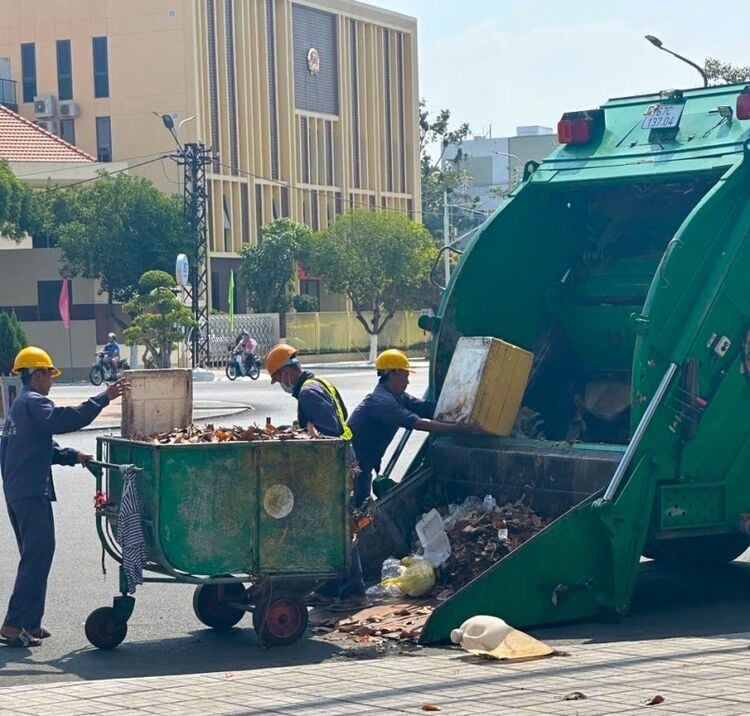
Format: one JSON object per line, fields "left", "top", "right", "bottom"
{"left": 642, "top": 103, "right": 684, "bottom": 130}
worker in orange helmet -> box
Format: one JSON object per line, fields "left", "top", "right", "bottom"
{"left": 265, "top": 343, "right": 366, "bottom": 609}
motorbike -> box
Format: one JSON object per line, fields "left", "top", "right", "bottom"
{"left": 226, "top": 350, "right": 261, "bottom": 381}
{"left": 89, "top": 351, "right": 130, "bottom": 386}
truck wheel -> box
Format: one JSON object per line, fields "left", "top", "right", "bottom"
{"left": 253, "top": 592, "right": 309, "bottom": 646}
{"left": 89, "top": 366, "right": 104, "bottom": 386}
{"left": 645, "top": 533, "right": 750, "bottom": 567}
{"left": 85, "top": 606, "right": 127, "bottom": 649}
{"left": 193, "top": 582, "right": 246, "bottom": 630}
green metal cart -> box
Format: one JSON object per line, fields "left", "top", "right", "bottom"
{"left": 86, "top": 435, "right": 350, "bottom": 649}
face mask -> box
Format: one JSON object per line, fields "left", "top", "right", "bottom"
{"left": 280, "top": 382, "right": 294, "bottom": 394}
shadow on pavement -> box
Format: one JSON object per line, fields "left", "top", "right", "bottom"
{"left": 534, "top": 559, "right": 750, "bottom": 644}
{"left": 0, "top": 627, "right": 342, "bottom": 682}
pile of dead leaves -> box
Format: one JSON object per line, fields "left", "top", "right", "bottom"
{"left": 439, "top": 499, "right": 548, "bottom": 592}
{"left": 132, "top": 422, "right": 314, "bottom": 444}
{"left": 315, "top": 603, "right": 434, "bottom": 644}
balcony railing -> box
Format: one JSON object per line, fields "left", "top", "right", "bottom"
{"left": 0, "top": 78, "right": 18, "bottom": 112}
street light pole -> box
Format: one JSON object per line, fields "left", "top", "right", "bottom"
{"left": 157, "top": 113, "right": 213, "bottom": 367}
{"left": 644, "top": 35, "right": 708, "bottom": 87}
{"left": 443, "top": 190, "right": 451, "bottom": 287}
{"left": 492, "top": 150, "right": 523, "bottom": 191}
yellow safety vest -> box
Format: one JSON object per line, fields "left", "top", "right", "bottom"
{"left": 302, "top": 377, "right": 353, "bottom": 441}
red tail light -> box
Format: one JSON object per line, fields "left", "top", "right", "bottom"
{"left": 557, "top": 110, "right": 604, "bottom": 145}
{"left": 737, "top": 86, "right": 750, "bottom": 120}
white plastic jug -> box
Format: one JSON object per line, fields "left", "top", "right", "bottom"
{"left": 451, "top": 615, "right": 512, "bottom": 652}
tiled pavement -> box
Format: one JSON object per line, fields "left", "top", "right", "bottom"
{"left": 3, "top": 633, "right": 750, "bottom": 715}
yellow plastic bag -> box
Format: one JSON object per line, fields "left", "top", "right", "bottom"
{"left": 381, "top": 556, "right": 435, "bottom": 597}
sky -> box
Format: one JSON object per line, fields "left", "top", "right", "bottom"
{"left": 374, "top": 0, "right": 750, "bottom": 139}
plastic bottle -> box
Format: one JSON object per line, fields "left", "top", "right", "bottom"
{"left": 482, "top": 494, "right": 496, "bottom": 512}
{"left": 264, "top": 416, "right": 276, "bottom": 435}
{"left": 450, "top": 615, "right": 512, "bottom": 652}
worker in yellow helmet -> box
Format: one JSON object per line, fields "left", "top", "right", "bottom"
{"left": 347, "top": 349, "right": 472, "bottom": 507}
{"left": 0, "top": 346, "right": 129, "bottom": 648}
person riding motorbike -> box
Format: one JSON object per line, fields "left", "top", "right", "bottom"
{"left": 232, "top": 331, "right": 259, "bottom": 377}
{"left": 102, "top": 333, "right": 120, "bottom": 374}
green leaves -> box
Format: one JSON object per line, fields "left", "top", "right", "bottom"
{"left": 304, "top": 209, "right": 437, "bottom": 335}
{"left": 704, "top": 57, "right": 750, "bottom": 85}
{"left": 54, "top": 174, "right": 192, "bottom": 303}
{"left": 0, "top": 162, "right": 35, "bottom": 241}
{"left": 238, "top": 218, "right": 312, "bottom": 313}
{"left": 123, "top": 270, "right": 195, "bottom": 368}
{"left": 0, "top": 310, "right": 27, "bottom": 376}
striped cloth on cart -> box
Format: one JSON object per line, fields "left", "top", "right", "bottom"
{"left": 116, "top": 465, "right": 146, "bottom": 594}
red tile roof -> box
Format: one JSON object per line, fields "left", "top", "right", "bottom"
{"left": 0, "top": 104, "right": 94, "bottom": 163}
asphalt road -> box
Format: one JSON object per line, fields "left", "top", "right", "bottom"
{"left": 0, "top": 365, "right": 429, "bottom": 686}
{"left": 3, "top": 365, "right": 750, "bottom": 685}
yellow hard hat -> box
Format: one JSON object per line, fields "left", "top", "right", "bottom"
{"left": 265, "top": 343, "right": 298, "bottom": 382}
{"left": 375, "top": 349, "right": 414, "bottom": 373}
{"left": 12, "top": 346, "right": 62, "bottom": 377}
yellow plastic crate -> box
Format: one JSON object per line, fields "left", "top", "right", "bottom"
{"left": 434, "top": 336, "right": 533, "bottom": 436}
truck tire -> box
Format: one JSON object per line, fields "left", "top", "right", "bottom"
{"left": 644, "top": 533, "right": 750, "bottom": 567}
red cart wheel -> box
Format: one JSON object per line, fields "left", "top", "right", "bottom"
{"left": 253, "top": 592, "right": 309, "bottom": 646}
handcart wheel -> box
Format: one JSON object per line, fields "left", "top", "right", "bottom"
{"left": 253, "top": 592, "right": 309, "bottom": 646}
{"left": 85, "top": 606, "right": 127, "bottom": 650}
{"left": 193, "top": 582, "right": 246, "bottom": 631}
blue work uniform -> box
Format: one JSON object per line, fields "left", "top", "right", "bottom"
{"left": 292, "top": 370, "right": 349, "bottom": 437}
{"left": 0, "top": 386, "right": 110, "bottom": 632}
{"left": 348, "top": 382, "right": 436, "bottom": 507}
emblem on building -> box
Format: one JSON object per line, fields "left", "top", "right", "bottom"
{"left": 307, "top": 47, "right": 320, "bottom": 76}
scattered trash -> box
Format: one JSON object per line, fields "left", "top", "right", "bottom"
{"left": 326, "top": 602, "right": 434, "bottom": 642}
{"left": 563, "top": 691, "right": 587, "bottom": 701}
{"left": 131, "top": 422, "right": 318, "bottom": 444}
{"left": 645, "top": 695, "right": 665, "bottom": 706}
{"left": 416, "top": 509, "right": 452, "bottom": 566}
{"left": 482, "top": 494, "right": 497, "bottom": 512}
{"left": 421, "top": 705, "right": 441, "bottom": 712}
{"left": 450, "top": 615, "right": 553, "bottom": 662}
{"left": 366, "top": 558, "right": 407, "bottom": 600}
{"left": 439, "top": 498, "right": 547, "bottom": 592}
{"left": 382, "top": 557, "right": 436, "bottom": 598}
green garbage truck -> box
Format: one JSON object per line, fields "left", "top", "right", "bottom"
{"left": 358, "top": 81, "right": 750, "bottom": 643}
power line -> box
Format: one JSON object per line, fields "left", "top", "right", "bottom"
{"left": 43, "top": 156, "right": 169, "bottom": 191}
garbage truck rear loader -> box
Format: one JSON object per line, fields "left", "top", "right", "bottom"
{"left": 358, "top": 83, "right": 750, "bottom": 642}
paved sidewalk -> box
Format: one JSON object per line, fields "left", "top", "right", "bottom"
{"left": 3, "top": 633, "right": 750, "bottom": 715}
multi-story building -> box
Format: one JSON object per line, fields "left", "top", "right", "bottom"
{"left": 444, "top": 126, "right": 558, "bottom": 215}
{"left": 0, "top": 0, "right": 420, "bottom": 312}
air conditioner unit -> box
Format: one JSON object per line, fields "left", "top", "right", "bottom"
{"left": 58, "top": 100, "right": 79, "bottom": 117}
{"left": 33, "top": 94, "right": 56, "bottom": 118}
{"left": 36, "top": 119, "right": 58, "bottom": 133}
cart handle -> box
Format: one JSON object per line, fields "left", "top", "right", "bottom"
{"left": 87, "top": 460, "right": 144, "bottom": 475}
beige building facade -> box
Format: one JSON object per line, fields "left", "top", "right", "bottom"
{"left": 0, "top": 0, "right": 420, "bottom": 312}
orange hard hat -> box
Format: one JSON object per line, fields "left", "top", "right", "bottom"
{"left": 265, "top": 343, "right": 298, "bottom": 382}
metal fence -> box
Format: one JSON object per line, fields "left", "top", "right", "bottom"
{"left": 208, "top": 313, "right": 280, "bottom": 367}
{"left": 285, "top": 310, "right": 429, "bottom": 355}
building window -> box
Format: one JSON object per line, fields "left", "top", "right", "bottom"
{"left": 92, "top": 37, "right": 109, "bottom": 98}
{"left": 211, "top": 271, "right": 221, "bottom": 312}
{"left": 59, "top": 118, "right": 75, "bottom": 145}
{"left": 56, "top": 39, "right": 73, "bottom": 101}
{"left": 206, "top": 0, "right": 220, "bottom": 172}
{"left": 21, "top": 43, "right": 36, "bottom": 103}
{"left": 224, "top": 0, "right": 238, "bottom": 175}
{"left": 96, "top": 116, "right": 112, "bottom": 161}
{"left": 266, "top": 0, "right": 279, "bottom": 180}
{"left": 37, "top": 280, "right": 68, "bottom": 321}
{"left": 349, "top": 20, "right": 360, "bottom": 189}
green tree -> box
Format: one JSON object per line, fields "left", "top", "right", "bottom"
{"left": 54, "top": 174, "right": 192, "bottom": 325}
{"left": 123, "top": 270, "right": 196, "bottom": 369}
{"left": 238, "top": 218, "right": 311, "bottom": 313}
{"left": 0, "top": 162, "right": 35, "bottom": 241}
{"left": 303, "top": 209, "right": 437, "bottom": 361}
{"left": 419, "top": 100, "right": 479, "bottom": 243}
{"left": 0, "top": 311, "right": 27, "bottom": 375}
{"left": 704, "top": 57, "right": 750, "bottom": 85}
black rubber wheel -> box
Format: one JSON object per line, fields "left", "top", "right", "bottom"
{"left": 645, "top": 533, "right": 750, "bottom": 567}
{"left": 225, "top": 362, "right": 238, "bottom": 381}
{"left": 253, "top": 592, "right": 309, "bottom": 646}
{"left": 85, "top": 606, "right": 127, "bottom": 650}
{"left": 193, "top": 582, "right": 246, "bottom": 630}
{"left": 89, "top": 365, "right": 104, "bottom": 386}
{"left": 248, "top": 361, "right": 261, "bottom": 380}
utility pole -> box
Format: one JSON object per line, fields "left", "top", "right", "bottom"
{"left": 443, "top": 190, "right": 451, "bottom": 287}
{"left": 174, "top": 142, "right": 212, "bottom": 367}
